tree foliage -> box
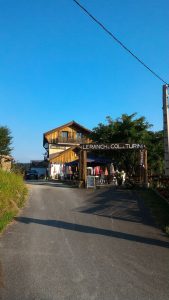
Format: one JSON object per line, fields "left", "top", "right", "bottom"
{"left": 145, "top": 130, "right": 164, "bottom": 174}
{"left": 0, "top": 126, "right": 13, "bottom": 156}
{"left": 90, "top": 113, "right": 164, "bottom": 175}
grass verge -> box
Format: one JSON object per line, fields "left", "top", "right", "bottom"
{"left": 138, "top": 188, "right": 169, "bottom": 236}
{"left": 0, "top": 169, "right": 28, "bottom": 233}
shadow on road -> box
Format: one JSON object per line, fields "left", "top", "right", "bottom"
{"left": 25, "top": 180, "right": 77, "bottom": 188}
{"left": 0, "top": 262, "right": 5, "bottom": 288}
{"left": 75, "top": 187, "right": 154, "bottom": 226}
{"left": 14, "top": 216, "right": 169, "bottom": 249}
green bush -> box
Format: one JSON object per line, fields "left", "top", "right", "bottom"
{"left": 0, "top": 169, "right": 27, "bottom": 232}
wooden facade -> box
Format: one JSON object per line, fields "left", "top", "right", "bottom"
{"left": 44, "top": 121, "right": 91, "bottom": 146}
{"left": 43, "top": 121, "right": 91, "bottom": 165}
{"left": 45, "top": 126, "right": 91, "bottom": 144}
{"left": 50, "top": 147, "right": 77, "bottom": 164}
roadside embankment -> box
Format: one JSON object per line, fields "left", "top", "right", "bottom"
{"left": 139, "top": 188, "right": 169, "bottom": 236}
{"left": 0, "top": 169, "right": 28, "bottom": 232}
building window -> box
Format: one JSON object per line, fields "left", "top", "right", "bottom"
{"left": 76, "top": 132, "right": 82, "bottom": 139}
{"left": 61, "top": 131, "right": 68, "bottom": 140}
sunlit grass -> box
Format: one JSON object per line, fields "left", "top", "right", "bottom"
{"left": 0, "top": 169, "right": 27, "bottom": 232}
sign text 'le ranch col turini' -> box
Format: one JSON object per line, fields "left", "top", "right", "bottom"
{"left": 79, "top": 143, "right": 146, "bottom": 151}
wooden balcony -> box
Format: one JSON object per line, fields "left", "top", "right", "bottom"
{"left": 49, "top": 137, "right": 88, "bottom": 144}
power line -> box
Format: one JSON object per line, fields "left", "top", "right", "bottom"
{"left": 73, "top": 0, "right": 168, "bottom": 85}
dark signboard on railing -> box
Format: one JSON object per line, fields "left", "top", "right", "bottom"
{"left": 80, "top": 143, "right": 145, "bottom": 151}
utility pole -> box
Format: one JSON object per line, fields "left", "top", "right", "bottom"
{"left": 163, "top": 84, "right": 169, "bottom": 176}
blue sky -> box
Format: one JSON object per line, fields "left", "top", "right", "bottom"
{"left": 0, "top": 0, "right": 168, "bottom": 162}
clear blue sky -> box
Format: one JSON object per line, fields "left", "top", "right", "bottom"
{"left": 0, "top": 0, "right": 168, "bottom": 162}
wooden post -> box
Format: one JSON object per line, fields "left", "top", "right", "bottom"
{"left": 139, "top": 149, "right": 148, "bottom": 187}
{"left": 139, "top": 150, "right": 144, "bottom": 186}
{"left": 79, "top": 150, "right": 87, "bottom": 187}
{"left": 143, "top": 149, "right": 148, "bottom": 187}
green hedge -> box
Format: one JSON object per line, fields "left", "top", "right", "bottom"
{"left": 0, "top": 169, "right": 27, "bottom": 232}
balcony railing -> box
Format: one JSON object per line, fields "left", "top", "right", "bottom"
{"left": 49, "top": 137, "right": 88, "bottom": 144}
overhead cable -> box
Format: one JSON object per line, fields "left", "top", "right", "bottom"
{"left": 73, "top": 0, "right": 168, "bottom": 85}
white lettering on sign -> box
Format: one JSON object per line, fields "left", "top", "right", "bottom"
{"left": 80, "top": 143, "right": 145, "bottom": 150}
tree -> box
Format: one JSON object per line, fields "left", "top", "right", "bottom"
{"left": 91, "top": 113, "right": 151, "bottom": 143}
{"left": 144, "top": 130, "right": 164, "bottom": 174}
{"left": 90, "top": 113, "right": 163, "bottom": 175}
{"left": 0, "top": 126, "right": 13, "bottom": 156}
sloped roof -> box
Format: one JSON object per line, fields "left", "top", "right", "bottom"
{"left": 44, "top": 120, "right": 91, "bottom": 136}
{"left": 49, "top": 146, "right": 77, "bottom": 161}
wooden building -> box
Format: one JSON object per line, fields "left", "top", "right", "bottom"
{"left": 43, "top": 121, "right": 91, "bottom": 178}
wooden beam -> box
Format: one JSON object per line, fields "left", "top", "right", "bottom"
{"left": 79, "top": 150, "right": 87, "bottom": 187}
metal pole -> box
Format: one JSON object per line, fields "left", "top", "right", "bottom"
{"left": 163, "top": 85, "right": 169, "bottom": 176}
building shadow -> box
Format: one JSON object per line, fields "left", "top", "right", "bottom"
{"left": 14, "top": 217, "right": 169, "bottom": 249}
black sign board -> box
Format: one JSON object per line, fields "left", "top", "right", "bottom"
{"left": 86, "top": 176, "right": 96, "bottom": 188}
{"left": 80, "top": 143, "right": 145, "bottom": 151}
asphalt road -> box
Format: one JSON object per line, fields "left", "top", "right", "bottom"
{"left": 0, "top": 181, "right": 169, "bottom": 300}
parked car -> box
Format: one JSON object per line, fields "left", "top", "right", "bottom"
{"left": 25, "top": 170, "right": 39, "bottom": 180}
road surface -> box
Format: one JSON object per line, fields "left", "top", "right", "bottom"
{"left": 0, "top": 181, "right": 169, "bottom": 300}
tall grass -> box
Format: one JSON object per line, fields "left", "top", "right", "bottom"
{"left": 0, "top": 169, "right": 27, "bottom": 232}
